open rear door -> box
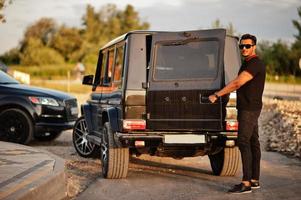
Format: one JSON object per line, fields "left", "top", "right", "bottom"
{"left": 146, "top": 29, "right": 226, "bottom": 131}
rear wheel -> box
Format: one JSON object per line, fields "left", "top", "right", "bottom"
{"left": 209, "top": 147, "right": 240, "bottom": 176}
{"left": 0, "top": 108, "right": 33, "bottom": 144}
{"left": 101, "top": 122, "right": 129, "bottom": 179}
{"left": 72, "top": 117, "right": 99, "bottom": 157}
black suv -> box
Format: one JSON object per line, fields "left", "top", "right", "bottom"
{"left": 0, "top": 70, "right": 78, "bottom": 144}
{"left": 73, "top": 29, "right": 241, "bottom": 179}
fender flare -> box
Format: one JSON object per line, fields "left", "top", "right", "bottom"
{"left": 81, "top": 103, "right": 94, "bottom": 133}
{"left": 0, "top": 96, "right": 36, "bottom": 121}
{"left": 102, "top": 107, "right": 119, "bottom": 132}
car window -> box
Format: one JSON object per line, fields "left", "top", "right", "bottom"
{"left": 100, "top": 51, "right": 107, "bottom": 85}
{"left": 0, "top": 71, "right": 19, "bottom": 84}
{"left": 153, "top": 40, "right": 219, "bottom": 80}
{"left": 113, "top": 44, "right": 125, "bottom": 88}
{"left": 106, "top": 49, "right": 114, "bottom": 83}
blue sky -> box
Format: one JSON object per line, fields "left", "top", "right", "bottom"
{"left": 0, "top": 0, "right": 300, "bottom": 54}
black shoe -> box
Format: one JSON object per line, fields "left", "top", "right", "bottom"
{"left": 251, "top": 181, "right": 260, "bottom": 189}
{"left": 228, "top": 183, "right": 252, "bottom": 194}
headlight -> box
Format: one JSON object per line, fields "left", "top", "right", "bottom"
{"left": 29, "top": 96, "right": 60, "bottom": 107}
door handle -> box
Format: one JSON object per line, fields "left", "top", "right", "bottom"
{"left": 199, "top": 94, "right": 210, "bottom": 103}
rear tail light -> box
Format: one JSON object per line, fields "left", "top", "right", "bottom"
{"left": 123, "top": 119, "right": 146, "bottom": 130}
{"left": 226, "top": 121, "right": 239, "bottom": 131}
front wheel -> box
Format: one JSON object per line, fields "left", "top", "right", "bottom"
{"left": 0, "top": 108, "right": 33, "bottom": 144}
{"left": 101, "top": 122, "right": 129, "bottom": 179}
{"left": 72, "top": 117, "right": 99, "bottom": 157}
{"left": 209, "top": 147, "right": 240, "bottom": 176}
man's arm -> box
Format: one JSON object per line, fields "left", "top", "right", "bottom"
{"left": 209, "top": 71, "right": 254, "bottom": 103}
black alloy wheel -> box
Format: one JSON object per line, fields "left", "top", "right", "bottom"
{"left": 72, "top": 117, "right": 99, "bottom": 157}
{"left": 0, "top": 108, "right": 33, "bottom": 144}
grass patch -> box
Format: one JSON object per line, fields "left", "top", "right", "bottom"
{"left": 30, "top": 80, "right": 92, "bottom": 94}
{"left": 266, "top": 74, "right": 301, "bottom": 84}
{"left": 9, "top": 63, "right": 96, "bottom": 80}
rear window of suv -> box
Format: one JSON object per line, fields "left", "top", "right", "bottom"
{"left": 153, "top": 39, "right": 219, "bottom": 80}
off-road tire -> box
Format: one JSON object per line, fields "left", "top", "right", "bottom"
{"left": 101, "top": 122, "right": 129, "bottom": 179}
{"left": 0, "top": 108, "right": 33, "bottom": 144}
{"left": 209, "top": 146, "right": 240, "bottom": 176}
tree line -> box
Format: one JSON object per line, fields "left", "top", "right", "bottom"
{"left": 0, "top": 4, "right": 300, "bottom": 78}
{"left": 0, "top": 4, "right": 149, "bottom": 66}
{"left": 257, "top": 6, "right": 301, "bottom": 77}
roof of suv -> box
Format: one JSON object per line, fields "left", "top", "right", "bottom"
{"left": 100, "top": 29, "right": 238, "bottom": 50}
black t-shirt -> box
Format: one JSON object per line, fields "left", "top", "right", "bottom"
{"left": 237, "top": 56, "right": 266, "bottom": 111}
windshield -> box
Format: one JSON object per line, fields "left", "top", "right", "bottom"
{"left": 153, "top": 39, "right": 219, "bottom": 80}
{"left": 0, "top": 70, "right": 19, "bottom": 84}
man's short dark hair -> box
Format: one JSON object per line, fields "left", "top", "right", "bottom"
{"left": 240, "top": 34, "right": 257, "bottom": 45}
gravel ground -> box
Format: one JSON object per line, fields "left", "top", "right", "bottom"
{"left": 261, "top": 98, "right": 301, "bottom": 158}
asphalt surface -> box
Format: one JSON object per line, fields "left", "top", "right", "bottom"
{"left": 75, "top": 149, "right": 301, "bottom": 200}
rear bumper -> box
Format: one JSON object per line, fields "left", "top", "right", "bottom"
{"left": 115, "top": 131, "right": 237, "bottom": 148}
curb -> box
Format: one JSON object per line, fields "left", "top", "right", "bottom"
{"left": 0, "top": 142, "right": 67, "bottom": 200}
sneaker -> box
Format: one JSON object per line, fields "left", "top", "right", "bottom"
{"left": 228, "top": 183, "right": 252, "bottom": 194}
{"left": 251, "top": 181, "right": 260, "bottom": 189}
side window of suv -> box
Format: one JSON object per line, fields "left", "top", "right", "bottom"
{"left": 113, "top": 44, "right": 125, "bottom": 89}
{"left": 100, "top": 51, "right": 107, "bottom": 86}
{"left": 101, "top": 49, "right": 114, "bottom": 86}
{"left": 106, "top": 49, "right": 115, "bottom": 84}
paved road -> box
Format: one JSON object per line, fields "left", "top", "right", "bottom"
{"left": 28, "top": 127, "right": 301, "bottom": 200}
{"left": 75, "top": 149, "right": 301, "bottom": 200}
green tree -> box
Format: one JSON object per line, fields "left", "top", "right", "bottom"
{"left": 119, "top": 4, "right": 149, "bottom": 33}
{"left": 1, "top": 3, "right": 150, "bottom": 66}
{"left": 80, "top": 4, "right": 149, "bottom": 64}
{"left": 23, "top": 18, "right": 57, "bottom": 46}
{"left": 292, "top": 6, "right": 301, "bottom": 41}
{"left": 0, "top": 0, "right": 12, "bottom": 23}
{"left": 258, "top": 40, "right": 293, "bottom": 75}
{"left": 50, "top": 26, "right": 83, "bottom": 62}
{"left": 20, "top": 38, "right": 64, "bottom": 66}
{"left": 291, "top": 6, "right": 301, "bottom": 76}
{"left": 82, "top": 4, "right": 103, "bottom": 44}
{"left": 0, "top": 47, "right": 20, "bottom": 64}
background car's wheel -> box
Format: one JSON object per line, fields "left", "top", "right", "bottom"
{"left": 209, "top": 146, "right": 240, "bottom": 176}
{"left": 34, "top": 131, "right": 63, "bottom": 141}
{"left": 0, "top": 108, "right": 33, "bottom": 144}
{"left": 101, "top": 122, "right": 129, "bottom": 179}
{"left": 72, "top": 116, "right": 99, "bottom": 157}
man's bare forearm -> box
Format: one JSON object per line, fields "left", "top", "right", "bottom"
{"left": 215, "top": 80, "right": 240, "bottom": 97}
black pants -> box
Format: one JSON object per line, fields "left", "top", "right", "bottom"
{"left": 237, "top": 109, "right": 261, "bottom": 181}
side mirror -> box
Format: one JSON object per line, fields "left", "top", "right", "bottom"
{"left": 82, "top": 75, "right": 94, "bottom": 85}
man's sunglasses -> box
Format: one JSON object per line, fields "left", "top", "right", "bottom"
{"left": 239, "top": 44, "right": 254, "bottom": 49}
